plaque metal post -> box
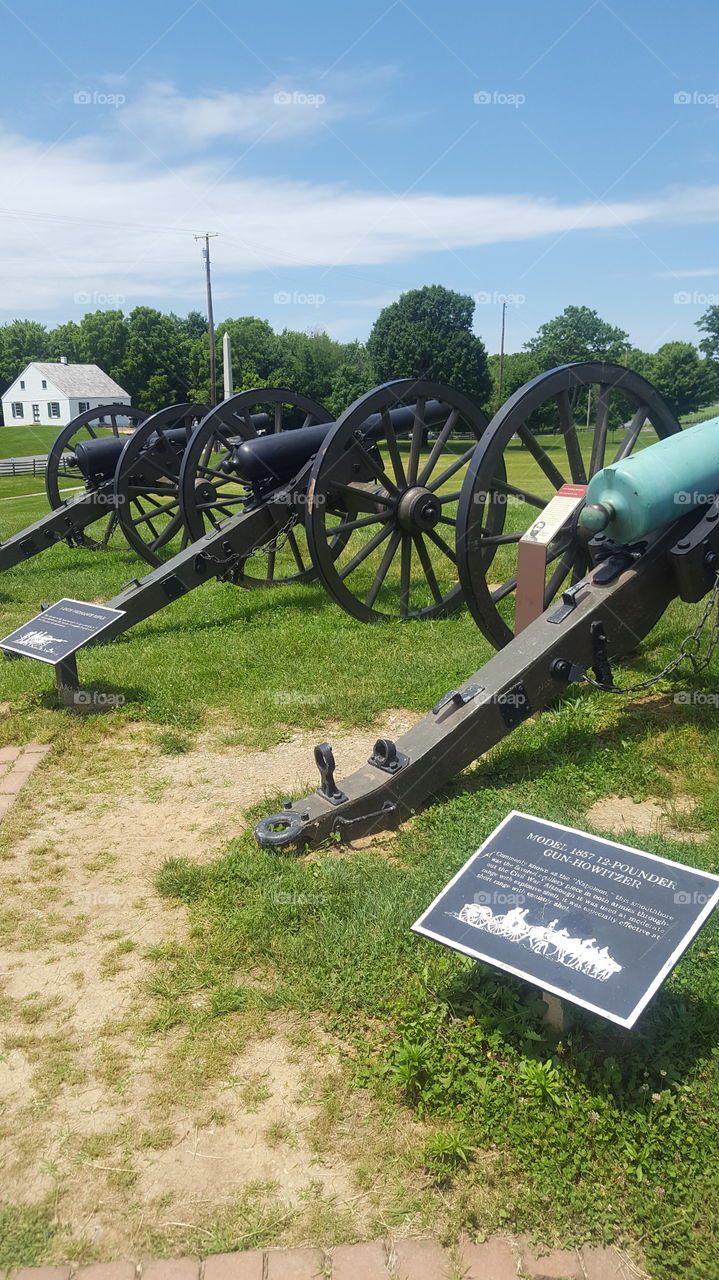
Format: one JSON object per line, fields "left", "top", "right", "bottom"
{"left": 54, "top": 655, "right": 80, "bottom": 710}
{"left": 541, "top": 991, "right": 565, "bottom": 1036}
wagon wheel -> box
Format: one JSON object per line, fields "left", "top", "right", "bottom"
{"left": 456, "top": 362, "right": 681, "bottom": 649}
{"left": 113, "top": 403, "right": 208, "bottom": 566}
{"left": 305, "top": 379, "right": 491, "bottom": 622}
{"left": 45, "top": 403, "right": 148, "bottom": 550}
{"left": 179, "top": 388, "right": 335, "bottom": 588}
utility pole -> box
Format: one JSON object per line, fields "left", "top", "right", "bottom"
{"left": 498, "top": 300, "right": 507, "bottom": 403}
{"left": 195, "top": 233, "right": 219, "bottom": 405}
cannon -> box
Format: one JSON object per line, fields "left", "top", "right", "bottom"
{"left": 0, "top": 380, "right": 491, "bottom": 696}
{"left": 253, "top": 366, "right": 718, "bottom": 850}
{"left": 0, "top": 402, "right": 208, "bottom": 572}
{"left": 2, "top": 364, "right": 693, "bottom": 706}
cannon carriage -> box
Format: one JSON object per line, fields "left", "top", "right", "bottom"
{"left": 3, "top": 361, "right": 691, "bottom": 667}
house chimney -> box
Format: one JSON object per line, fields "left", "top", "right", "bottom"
{"left": 59, "top": 356, "right": 68, "bottom": 364}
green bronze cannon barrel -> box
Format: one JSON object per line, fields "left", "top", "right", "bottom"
{"left": 581, "top": 414, "right": 719, "bottom": 543}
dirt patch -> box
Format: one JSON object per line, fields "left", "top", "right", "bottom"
{"left": 585, "top": 794, "right": 707, "bottom": 843}
{"left": 0, "top": 711, "right": 418, "bottom": 1258}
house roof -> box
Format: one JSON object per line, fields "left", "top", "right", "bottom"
{"left": 9, "top": 363, "right": 129, "bottom": 399}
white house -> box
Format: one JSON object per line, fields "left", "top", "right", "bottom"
{"left": 1, "top": 360, "right": 131, "bottom": 429}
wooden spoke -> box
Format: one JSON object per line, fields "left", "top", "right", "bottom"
{"left": 338, "top": 523, "right": 393, "bottom": 579}
{"left": 331, "top": 512, "right": 390, "bottom": 535}
{"left": 399, "top": 534, "right": 412, "bottom": 618}
{"left": 350, "top": 438, "right": 400, "bottom": 496}
{"left": 326, "top": 480, "right": 395, "bottom": 508}
{"left": 477, "top": 531, "right": 524, "bottom": 546}
{"left": 589, "top": 383, "right": 610, "bottom": 475}
{"left": 426, "top": 528, "right": 457, "bottom": 566}
{"left": 491, "top": 576, "right": 517, "bottom": 602}
{"left": 556, "top": 388, "right": 587, "bottom": 484}
{"left": 364, "top": 529, "right": 402, "bottom": 608}
{"left": 286, "top": 530, "right": 306, "bottom": 573}
{"left": 426, "top": 445, "right": 475, "bottom": 492}
{"left": 274, "top": 403, "right": 283, "bottom": 434}
{"left": 612, "top": 405, "right": 648, "bottom": 463}
{"left": 381, "top": 409, "right": 407, "bottom": 488}
{"left": 413, "top": 533, "right": 443, "bottom": 604}
{"left": 417, "top": 408, "right": 460, "bottom": 486}
{"left": 407, "top": 396, "right": 426, "bottom": 485}
{"left": 516, "top": 424, "right": 567, "bottom": 490}
{"left": 491, "top": 477, "right": 548, "bottom": 510}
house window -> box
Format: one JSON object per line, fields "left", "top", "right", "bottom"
{"left": 47, "top": 402, "right": 61, "bottom": 418}
{"left": 78, "top": 401, "right": 90, "bottom": 414}
{"left": 41, "top": 380, "right": 47, "bottom": 389}
{"left": 19, "top": 380, "right": 25, "bottom": 389}
{"left": 12, "top": 402, "right": 23, "bottom": 418}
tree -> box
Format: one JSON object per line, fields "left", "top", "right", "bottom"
{"left": 326, "top": 342, "right": 374, "bottom": 417}
{"left": 697, "top": 305, "right": 719, "bottom": 363}
{"left": 637, "top": 342, "right": 718, "bottom": 417}
{"left": 366, "top": 285, "right": 491, "bottom": 406}
{"left": 118, "top": 308, "right": 191, "bottom": 408}
{"left": 48, "top": 321, "right": 84, "bottom": 364}
{"left": 486, "top": 350, "right": 541, "bottom": 415}
{"left": 0, "top": 320, "right": 50, "bottom": 396}
{"left": 215, "top": 317, "right": 281, "bottom": 390}
{"left": 525, "top": 305, "right": 629, "bottom": 369}
{"left": 78, "top": 310, "right": 127, "bottom": 384}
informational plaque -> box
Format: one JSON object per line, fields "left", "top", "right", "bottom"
{"left": 0, "top": 599, "right": 124, "bottom": 665}
{"left": 412, "top": 810, "right": 719, "bottom": 1028}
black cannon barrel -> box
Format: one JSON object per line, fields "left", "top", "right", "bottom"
{"left": 71, "top": 411, "right": 272, "bottom": 484}
{"left": 231, "top": 398, "right": 449, "bottom": 487}
{"left": 72, "top": 435, "right": 127, "bottom": 482}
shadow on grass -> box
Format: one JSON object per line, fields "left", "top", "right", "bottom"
{"left": 431, "top": 963, "right": 719, "bottom": 1108}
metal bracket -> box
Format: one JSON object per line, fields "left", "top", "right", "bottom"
{"left": 550, "top": 658, "right": 586, "bottom": 685}
{"left": 431, "top": 683, "right": 484, "bottom": 715}
{"left": 547, "top": 583, "right": 587, "bottom": 624}
{"left": 496, "top": 682, "right": 532, "bottom": 728}
{"left": 367, "top": 738, "right": 409, "bottom": 774}
{"left": 314, "top": 742, "right": 348, "bottom": 805}
{"left": 160, "top": 576, "right": 188, "bottom": 601}
{"left": 591, "top": 620, "right": 614, "bottom": 687}
{"left": 593, "top": 549, "right": 638, "bottom": 584}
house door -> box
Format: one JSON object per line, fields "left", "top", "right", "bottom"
{"left": 32, "top": 404, "right": 40, "bottom": 422}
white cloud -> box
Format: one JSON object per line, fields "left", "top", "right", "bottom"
{"left": 119, "top": 70, "right": 394, "bottom": 147}
{"left": 0, "top": 122, "right": 717, "bottom": 314}
{"left": 655, "top": 267, "right": 719, "bottom": 278}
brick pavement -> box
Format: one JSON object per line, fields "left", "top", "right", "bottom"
{"left": 3, "top": 1236, "right": 640, "bottom": 1279}
{"left": 0, "top": 743, "right": 51, "bottom": 823}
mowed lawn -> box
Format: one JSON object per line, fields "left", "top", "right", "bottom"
{"left": 0, "top": 425, "right": 718, "bottom": 1277}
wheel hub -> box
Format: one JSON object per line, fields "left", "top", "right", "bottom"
{"left": 397, "top": 486, "right": 442, "bottom": 533}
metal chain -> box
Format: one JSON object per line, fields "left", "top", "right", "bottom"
{"left": 196, "top": 511, "right": 299, "bottom": 578}
{"left": 242, "top": 511, "right": 299, "bottom": 561}
{"left": 584, "top": 570, "right": 719, "bottom": 695}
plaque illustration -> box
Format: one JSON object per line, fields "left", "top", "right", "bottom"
{"left": 453, "top": 904, "right": 622, "bottom": 982}
{"left": 20, "top": 630, "right": 55, "bottom": 652}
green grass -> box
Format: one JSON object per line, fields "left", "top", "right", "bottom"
{"left": 152, "top": 679, "right": 719, "bottom": 1279}
{"left": 0, "top": 424, "right": 62, "bottom": 455}
{"left": 2, "top": 422, "right": 719, "bottom": 1274}
{"left": 0, "top": 1202, "right": 58, "bottom": 1270}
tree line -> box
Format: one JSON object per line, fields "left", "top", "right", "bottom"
{"left": 1, "top": 288, "right": 718, "bottom": 425}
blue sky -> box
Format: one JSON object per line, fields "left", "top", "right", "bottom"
{"left": 1, "top": 0, "right": 718, "bottom": 352}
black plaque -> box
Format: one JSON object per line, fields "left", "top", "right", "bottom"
{"left": 0, "top": 598, "right": 124, "bottom": 665}
{"left": 412, "top": 810, "right": 719, "bottom": 1028}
